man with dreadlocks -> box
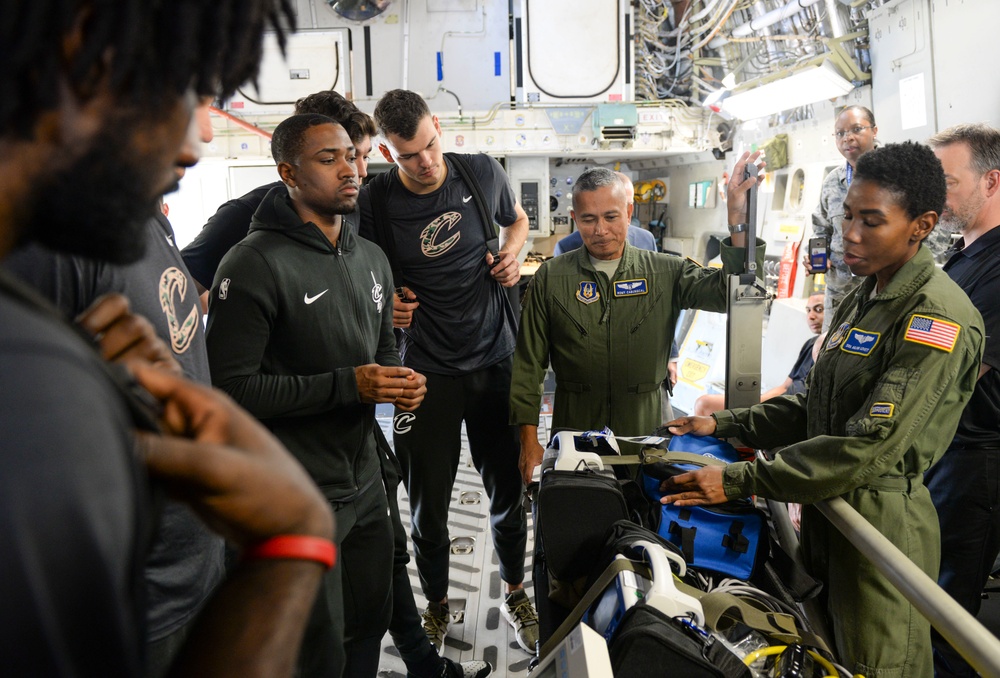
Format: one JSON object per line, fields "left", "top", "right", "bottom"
{"left": 0, "top": 1, "right": 337, "bottom": 676}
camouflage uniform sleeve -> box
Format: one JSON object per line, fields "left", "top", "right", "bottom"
{"left": 923, "top": 228, "right": 956, "bottom": 264}
{"left": 811, "top": 168, "right": 840, "bottom": 240}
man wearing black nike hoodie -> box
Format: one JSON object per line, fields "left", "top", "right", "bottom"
{"left": 206, "top": 114, "right": 428, "bottom": 678}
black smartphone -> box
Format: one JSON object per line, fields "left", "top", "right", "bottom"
{"left": 808, "top": 236, "right": 829, "bottom": 273}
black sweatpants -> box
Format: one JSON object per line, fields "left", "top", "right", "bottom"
{"left": 393, "top": 357, "right": 527, "bottom": 602}
{"left": 375, "top": 426, "right": 443, "bottom": 678}
{"left": 298, "top": 471, "right": 394, "bottom": 678}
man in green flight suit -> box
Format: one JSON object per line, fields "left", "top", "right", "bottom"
{"left": 511, "top": 155, "right": 766, "bottom": 484}
{"left": 663, "top": 142, "right": 985, "bottom": 677}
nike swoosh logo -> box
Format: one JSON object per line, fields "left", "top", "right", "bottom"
{"left": 462, "top": 195, "right": 472, "bottom": 203}
{"left": 304, "top": 290, "right": 329, "bottom": 304}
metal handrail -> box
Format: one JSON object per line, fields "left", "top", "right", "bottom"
{"left": 816, "top": 496, "right": 1000, "bottom": 678}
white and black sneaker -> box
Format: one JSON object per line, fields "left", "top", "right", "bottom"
{"left": 441, "top": 658, "right": 493, "bottom": 678}
{"left": 500, "top": 589, "right": 540, "bottom": 654}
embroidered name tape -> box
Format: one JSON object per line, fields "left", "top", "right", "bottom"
{"left": 904, "top": 314, "right": 960, "bottom": 352}
{"left": 577, "top": 281, "right": 600, "bottom": 304}
{"left": 869, "top": 402, "right": 894, "bottom": 418}
{"left": 613, "top": 279, "right": 648, "bottom": 297}
{"left": 841, "top": 328, "right": 881, "bottom": 356}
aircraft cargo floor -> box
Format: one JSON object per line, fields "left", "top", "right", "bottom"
{"left": 375, "top": 409, "right": 542, "bottom": 678}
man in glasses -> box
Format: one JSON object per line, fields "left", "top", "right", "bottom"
{"left": 806, "top": 107, "right": 952, "bottom": 329}
{"left": 804, "top": 106, "right": 880, "bottom": 329}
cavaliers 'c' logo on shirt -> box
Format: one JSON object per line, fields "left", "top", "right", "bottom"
{"left": 159, "top": 267, "right": 200, "bottom": 354}
{"left": 420, "top": 211, "right": 462, "bottom": 257}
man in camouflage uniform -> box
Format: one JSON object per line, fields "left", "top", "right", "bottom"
{"left": 806, "top": 106, "right": 953, "bottom": 329}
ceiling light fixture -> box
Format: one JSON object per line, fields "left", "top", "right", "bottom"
{"left": 721, "top": 60, "right": 855, "bottom": 121}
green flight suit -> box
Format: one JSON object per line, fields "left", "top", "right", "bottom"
{"left": 714, "top": 247, "right": 984, "bottom": 677}
{"left": 510, "top": 238, "right": 764, "bottom": 436}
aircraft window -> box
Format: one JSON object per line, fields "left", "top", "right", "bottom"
{"left": 772, "top": 173, "right": 788, "bottom": 211}
{"left": 788, "top": 169, "right": 806, "bottom": 210}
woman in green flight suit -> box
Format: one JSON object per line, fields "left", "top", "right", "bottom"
{"left": 662, "top": 142, "right": 984, "bottom": 678}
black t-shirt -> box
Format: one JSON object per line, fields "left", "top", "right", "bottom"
{"left": 358, "top": 153, "right": 518, "bottom": 375}
{"left": 943, "top": 226, "right": 1000, "bottom": 448}
{"left": 3, "top": 214, "right": 225, "bottom": 640}
{"left": 181, "top": 182, "right": 281, "bottom": 290}
{"left": 787, "top": 335, "right": 818, "bottom": 396}
{"left": 0, "top": 278, "right": 144, "bottom": 676}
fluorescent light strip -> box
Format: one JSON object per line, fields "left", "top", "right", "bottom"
{"left": 721, "top": 61, "right": 855, "bottom": 121}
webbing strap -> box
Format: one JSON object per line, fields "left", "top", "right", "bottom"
{"left": 597, "top": 449, "right": 730, "bottom": 467}
{"left": 538, "top": 558, "right": 650, "bottom": 661}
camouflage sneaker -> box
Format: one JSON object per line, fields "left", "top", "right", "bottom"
{"left": 500, "top": 589, "right": 539, "bottom": 654}
{"left": 421, "top": 600, "right": 451, "bottom": 652}
{"left": 441, "top": 658, "right": 493, "bottom": 678}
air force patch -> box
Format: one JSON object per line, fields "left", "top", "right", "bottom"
{"left": 869, "top": 402, "right": 894, "bottom": 418}
{"left": 841, "top": 328, "right": 881, "bottom": 356}
{"left": 613, "top": 279, "right": 648, "bottom": 297}
{"left": 577, "top": 281, "right": 600, "bottom": 304}
{"left": 825, "top": 322, "right": 851, "bottom": 351}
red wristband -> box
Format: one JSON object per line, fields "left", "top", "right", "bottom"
{"left": 243, "top": 535, "right": 337, "bottom": 569}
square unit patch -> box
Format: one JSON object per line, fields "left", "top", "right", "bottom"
{"left": 613, "top": 279, "right": 648, "bottom": 297}
{"left": 904, "top": 314, "right": 960, "bottom": 352}
{"left": 840, "top": 328, "right": 881, "bottom": 356}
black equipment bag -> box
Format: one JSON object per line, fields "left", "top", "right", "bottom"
{"left": 609, "top": 601, "right": 752, "bottom": 678}
{"left": 535, "top": 468, "right": 629, "bottom": 606}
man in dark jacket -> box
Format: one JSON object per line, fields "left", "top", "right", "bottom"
{"left": 206, "top": 114, "right": 427, "bottom": 678}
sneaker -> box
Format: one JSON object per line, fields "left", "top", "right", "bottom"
{"left": 421, "top": 601, "right": 451, "bottom": 652}
{"left": 500, "top": 589, "right": 539, "bottom": 654}
{"left": 440, "top": 658, "right": 493, "bottom": 678}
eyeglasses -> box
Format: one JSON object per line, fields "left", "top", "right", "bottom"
{"left": 806, "top": 304, "right": 824, "bottom": 314}
{"left": 833, "top": 125, "right": 874, "bottom": 140}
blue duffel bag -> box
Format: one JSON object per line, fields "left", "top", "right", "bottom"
{"left": 640, "top": 434, "right": 769, "bottom": 582}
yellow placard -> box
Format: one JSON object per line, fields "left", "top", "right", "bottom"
{"left": 680, "top": 358, "right": 710, "bottom": 384}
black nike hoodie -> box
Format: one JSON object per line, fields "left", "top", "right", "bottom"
{"left": 206, "top": 185, "right": 398, "bottom": 500}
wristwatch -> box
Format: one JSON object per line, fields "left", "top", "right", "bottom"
{"left": 727, "top": 223, "right": 748, "bottom": 234}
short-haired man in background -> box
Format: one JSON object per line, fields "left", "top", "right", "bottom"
{"left": 806, "top": 106, "right": 955, "bottom": 330}
{"left": 926, "top": 123, "right": 1000, "bottom": 678}
{"left": 552, "top": 172, "right": 658, "bottom": 255}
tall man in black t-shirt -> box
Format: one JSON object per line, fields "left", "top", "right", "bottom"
{"left": 926, "top": 124, "right": 1000, "bottom": 678}
{"left": 359, "top": 89, "right": 537, "bottom": 653}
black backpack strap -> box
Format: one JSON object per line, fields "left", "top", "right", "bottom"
{"left": 445, "top": 152, "right": 500, "bottom": 256}
{"left": 445, "top": 152, "right": 522, "bottom": 319}
{"left": 366, "top": 169, "right": 404, "bottom": 289}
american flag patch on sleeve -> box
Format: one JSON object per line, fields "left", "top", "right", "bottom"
{"left": 903, "top": 314, "right": 960, "bottom": 352}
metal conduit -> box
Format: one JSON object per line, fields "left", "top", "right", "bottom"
{"left": 816, "top": 496, "right": 1000, "bottom": 678}
{"left": 731, "top": 0, "right": 823, "bottom": 38}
